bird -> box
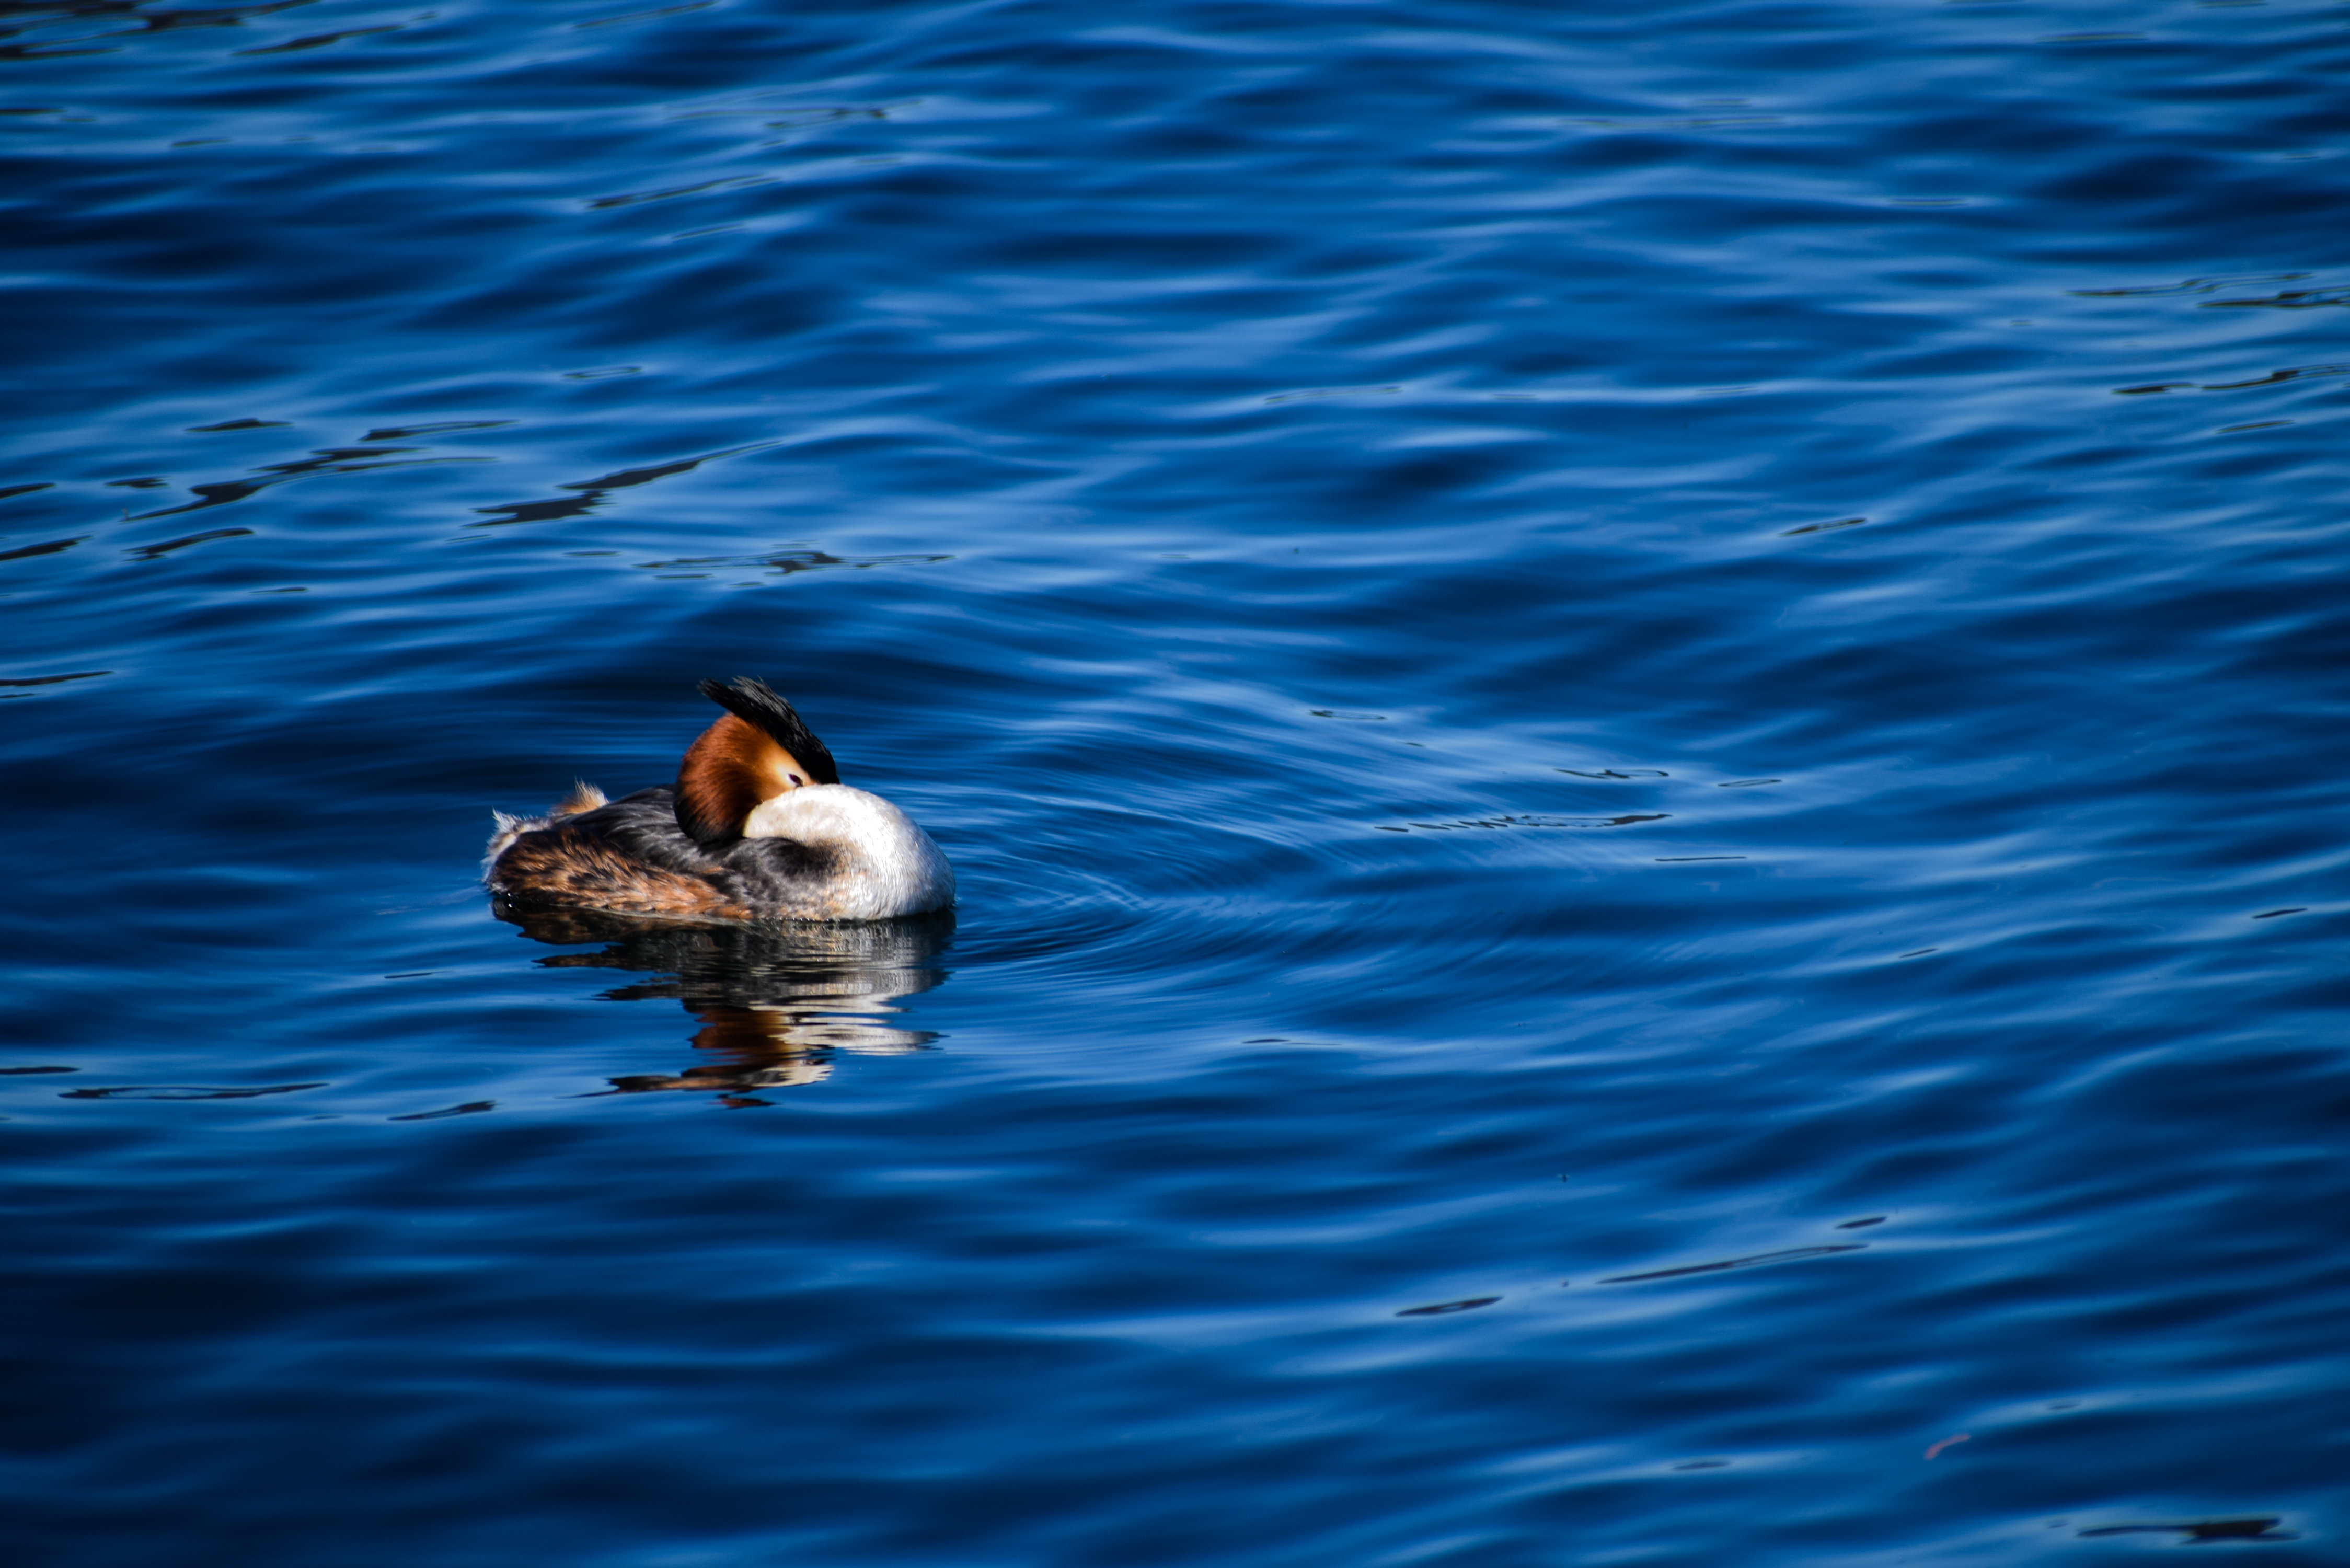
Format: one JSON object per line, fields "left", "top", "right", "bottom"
{"left": 485, "top": 677, "right": 953, "bottom": 923}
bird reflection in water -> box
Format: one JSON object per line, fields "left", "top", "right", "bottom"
{"left": 496, "top": 901, "right": 954, "bottom": 1105}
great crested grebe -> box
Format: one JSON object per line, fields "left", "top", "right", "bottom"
{"left": 485, "top": 677, "right": 954, "bottom": 923}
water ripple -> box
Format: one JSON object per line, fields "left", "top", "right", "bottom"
{"left": 3, "top": 0, "right": 2344, "bottom": 1563}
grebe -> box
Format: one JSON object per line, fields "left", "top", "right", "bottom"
{"left": 485, "top": 677, "right": 954, "bottom": 922}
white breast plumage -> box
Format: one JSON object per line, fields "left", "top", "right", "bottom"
{"left": 741, "top": 785, "right": 956, "bottom": 921}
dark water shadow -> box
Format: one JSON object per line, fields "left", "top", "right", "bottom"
{"left": 495, "top": 902, "right": 954, "bottom": 1103}
{"left": 2078, "top": 1517, "right": 2295, "bottom": 1543}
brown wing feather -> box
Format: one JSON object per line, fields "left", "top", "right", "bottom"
{"left": 492, "top": 822, "right": 748, "bottom": 919}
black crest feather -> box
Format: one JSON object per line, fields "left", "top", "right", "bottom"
{"left": 697, "top": 676, "right": 841, "bottom": 785}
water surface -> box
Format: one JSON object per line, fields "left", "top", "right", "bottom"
{"left": 4, "top": 1, "right": 2347, "bottom": 1562}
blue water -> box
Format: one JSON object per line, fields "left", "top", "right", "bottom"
{"left": 5, "top": 0, "right": 2347, "bottom": 1561}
